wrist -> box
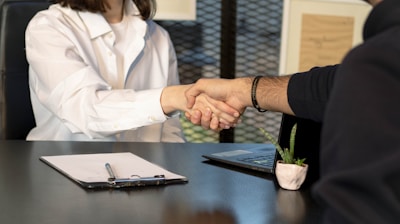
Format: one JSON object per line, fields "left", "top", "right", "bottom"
{"left": 234, "top": 77, "right": 253, "bottom": 107}
{"left": 251, "top": 76, "right": 267, "bottom": 112}
{"left": 161, "top": 85, "right": 190, "bottom": 114}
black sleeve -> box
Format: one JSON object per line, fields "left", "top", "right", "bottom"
{"left": 287, "top": 64, "right": 338, "bottom": 122}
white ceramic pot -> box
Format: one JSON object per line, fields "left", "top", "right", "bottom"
{"left": 275, "top": 160, "right": 308, "bottom": 190}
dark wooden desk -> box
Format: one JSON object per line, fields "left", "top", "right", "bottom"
{"left": 0, "top": 141, "right": 322, "bottom": 224}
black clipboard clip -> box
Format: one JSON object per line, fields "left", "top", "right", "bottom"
{"left": 105, "top": 163, "right": 166, "bottom": 187}
{"left": 108, "top": 175, "right": 166, "bottom": 187}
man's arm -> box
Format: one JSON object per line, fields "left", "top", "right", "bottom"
{"left": 185, "top": 65, "right": 338, "bottom": 130}
{"left": 185, "top": 76, "right": 295, "bottom": 114}
{"left": 185, "top": 76, "right": 294, "bottom": 130}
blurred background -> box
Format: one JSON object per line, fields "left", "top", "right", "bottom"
{"left": 157, "top": 0, "right": 283, "bottom": 143}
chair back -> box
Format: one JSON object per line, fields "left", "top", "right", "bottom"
{"left": 0, "top": 0, "right": 50, "bottom": 139}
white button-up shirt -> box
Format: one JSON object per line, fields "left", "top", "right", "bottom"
{"left": 25, "top": 2, "right": 185, "bottom": 142}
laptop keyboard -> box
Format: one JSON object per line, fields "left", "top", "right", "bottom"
{"left": 238, "top": 154, "right": 275, "bottom": 167}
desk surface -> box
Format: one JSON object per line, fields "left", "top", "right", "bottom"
{"left": 0, "top": 141, "right": 322, "bottom": 224}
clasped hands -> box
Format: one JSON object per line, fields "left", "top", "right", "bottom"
{"left": 183, "top": 78, "right": 248, "bottom": 131}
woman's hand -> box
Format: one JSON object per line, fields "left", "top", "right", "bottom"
{"left": 185, "top": 93, "right": 241, "bottom": 131}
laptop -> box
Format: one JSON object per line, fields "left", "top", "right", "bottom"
{"left": 202, "top": 114, "right": 322, "bottom": 180}
{"left": 202, "top": 144, "right": 277, "bottom": 173}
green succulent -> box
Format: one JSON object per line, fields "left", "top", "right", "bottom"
{"left": 259, "top": 123, "right": 306, "bottom": 166}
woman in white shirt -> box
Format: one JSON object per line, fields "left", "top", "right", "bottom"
{"left": 25, "top": 0, "right": 238, "bottom": 142}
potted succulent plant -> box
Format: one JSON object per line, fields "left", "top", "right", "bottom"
{"left": 259, "top": 123, "right": 308, "bottom": 190}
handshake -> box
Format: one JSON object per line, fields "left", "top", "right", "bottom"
{"left": 161, "top": 75, "right": 293, "bottom": 131}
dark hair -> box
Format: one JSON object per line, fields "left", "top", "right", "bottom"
{"left": 51, "top": 0, "right": 156, "bottom": 20}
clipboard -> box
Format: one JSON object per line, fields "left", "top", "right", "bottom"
{"left": 40, "top": 152, "right": 188, "bottom": 189}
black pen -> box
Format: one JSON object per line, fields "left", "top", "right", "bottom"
{"left": 105, "top": 163, "right": 116, "bottom": 181}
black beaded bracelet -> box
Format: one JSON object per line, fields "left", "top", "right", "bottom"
{"left": 251, "top": 76, "right": 267, "bottom": 112}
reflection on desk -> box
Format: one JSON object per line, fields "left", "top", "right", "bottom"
{"left": 0, "top": 141, "right": 322, "bottom": 224}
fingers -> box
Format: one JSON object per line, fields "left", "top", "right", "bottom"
{"left": 185, "top": 110, "right": 201, "bottom": 125}
{"left": 185, "top": 109, "right": 239, "bottom": 132}
{"left": 185, "top": 108, "right": 219, "bottom": 130}
{"left": 185, "top": 108, "right": 234, "bottom": 131}
{"left": 210, "top": 100, "right": 240, "bottom": 123}
{"left": 191, "top": 108, "right": 213, "bottom": 130}
{"left": 209, "top": 115, "right": 221, "bottom": 131}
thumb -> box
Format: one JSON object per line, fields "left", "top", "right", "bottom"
{"left": 185, "top": 86, "right": 201, "bottom": 109}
